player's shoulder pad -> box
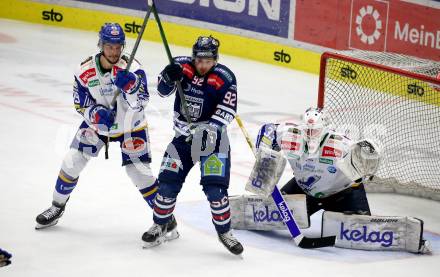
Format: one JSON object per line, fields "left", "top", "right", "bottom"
{"left": 212, "top": 63, "right": 236, "bottom": 84}
{"left": 282, "top": 122, "right": 302, "bottom": 135}
{"left": 206, "top": 63, "right": 236, "bottom": 91}
{"left": 77, "top": 55, "right": 94, "bottom": 71}
{"left": 80, "top": 56, "right": 93, "bottom": 66}
{"left": 324, "top": 130, "right": 351, "bottom": 146}
{"left": 75, "top": 54, "right": 97, "bottom": 85}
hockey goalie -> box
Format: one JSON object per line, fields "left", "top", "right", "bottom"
{"left": 230, "top": 107, "right": 431, "bottom": 254}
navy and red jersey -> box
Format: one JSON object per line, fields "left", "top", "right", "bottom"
{"left": 157, "top": 56, "right": 237, "bottom": 136}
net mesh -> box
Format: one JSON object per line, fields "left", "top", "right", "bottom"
{"left": 320, "top": 50, "right": 440, "bottom": 200}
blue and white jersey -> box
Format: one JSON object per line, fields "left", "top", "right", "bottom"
{"left": 257, "top": 123, "right": 357, "bottom": 198}
{"left": 157, "top": 56, "right": 237, "bottom": 136}
{"left": 73, "top": 53, "right": 149, "bottom": 136}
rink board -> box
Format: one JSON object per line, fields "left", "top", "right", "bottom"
{"left": 0, "top": 0, "right": 320, "bottom": 74}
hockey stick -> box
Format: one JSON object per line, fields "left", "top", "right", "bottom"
{"left": 109, "top": 4, "right": 153, "bottom": 108}
{"left": 151, "top": 0, "right": 193, "bottom": 126}
{"left": 105, "top": 3, "right": 153, "bottom": 159}
{"left": 235, "top": 115, "right": 336, "bottom": 248}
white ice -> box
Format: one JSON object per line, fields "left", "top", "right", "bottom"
{"left": 0, "top": 19, "right": 439, "bottom": 277}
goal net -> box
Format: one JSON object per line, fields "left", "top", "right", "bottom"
{"left": 318, "top": 50, "right": 440, "bottom": 201}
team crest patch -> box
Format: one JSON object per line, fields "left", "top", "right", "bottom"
{"left": 183, "top": 95, "right": 204, "bottom": 120}
{"left": 122, "top": 137, "right": 147, "bottom": 155}
{"left": 201, "top": 154, "right": 226, "bottom": 177}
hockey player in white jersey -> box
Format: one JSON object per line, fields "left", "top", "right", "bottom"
{"left": 236, "top": 107, "right": 431, "bottom": 253}
{"left": 255, "top": 107, "right": 377, "bottom": 216}
{"left": 35, "top": 23, "right": 177, "bottom": 234}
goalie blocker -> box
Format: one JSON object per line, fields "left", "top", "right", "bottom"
{"left": 245, "top": 146, "right": 286, "bottom": 197}
{"left": 321, "top": 211, "right": 432, "bottom": 254}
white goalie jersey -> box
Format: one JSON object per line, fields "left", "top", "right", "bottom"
{"left": 256, "top": 123, "right": 378, "bottom": 198}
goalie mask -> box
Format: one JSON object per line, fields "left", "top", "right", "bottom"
{"left": 302, "top": 107, "right": 329, "bottom": 153}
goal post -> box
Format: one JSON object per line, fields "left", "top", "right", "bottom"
{"left": 317, "top": 50, "right": 440, "bottom": 201}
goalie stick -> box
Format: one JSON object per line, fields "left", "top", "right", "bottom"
{"left": 235, "top": 115, "right": 336, "bottom": 248}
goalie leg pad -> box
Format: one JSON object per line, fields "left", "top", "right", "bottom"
{"left": 229, "top": 194, "right": 309, "bottom": 231}
{"left": 245, "top": 147, "right": 286, "bottom": 197}
{"left": 321, "top": 211, "right": 431, "bottom": 254}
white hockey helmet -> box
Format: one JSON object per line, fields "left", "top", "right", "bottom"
{"left": 302, "top": 107, "right": 329, "bottom": 143}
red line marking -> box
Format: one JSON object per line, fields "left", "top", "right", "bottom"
{"left": 0, "top": 33, "right": 17, "bottom": 43}
{"left": 0, "top": 102, "right": 72, "bottom": 124}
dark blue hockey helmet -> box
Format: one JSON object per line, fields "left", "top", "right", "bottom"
{"left": 192, "top": 36, "right": 220, "bottom": 60}
{"left": 98, "top": 23, "right": 125, "bottom": 47}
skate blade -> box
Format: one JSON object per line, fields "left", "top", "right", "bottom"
{"left": 35, "top": 219, "right": 59, "bottom": 230}
{"left": 142, "top": 230, "right": 180, "bottom": 249}
{"left": 142, "top": 236, "right": 166, "bottom": 249}
{"left": 165, "top": 229, "right": 180, "bottom": 241}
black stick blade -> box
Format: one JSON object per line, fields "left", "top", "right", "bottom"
{"left": 297, "top": 236, "right": 336, "bottom": 249}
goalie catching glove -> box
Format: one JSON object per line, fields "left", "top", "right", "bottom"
{"left": 337, "top": 138, "right": 382, "bottom": 182}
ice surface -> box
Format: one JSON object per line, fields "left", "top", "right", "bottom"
{"left": 0, "top": 19, "right": 439, "bottom": 277}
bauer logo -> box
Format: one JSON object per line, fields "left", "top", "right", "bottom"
{"left": 349, "top": 0, "right": 389, "bottom": 51}
{"left": 124, "top": 21, "right": 142, "bottom": 34}
{"left": 407, "top": 83, "right": 425, "bottom": 97}
{"left": 340, "top": 222, "right": 394, "bottom": 247}
{"left": 42, "top": 9, "right": 63, "bottom": 22}
{"left": 274, "top": 50, "right": 291, "bottom": 63}
{"left": 340, "top": 65, "right": 358, "bottom": 80}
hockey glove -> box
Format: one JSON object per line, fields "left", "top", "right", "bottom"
{"left": 255, "top": 123, "right": 280, "bottom": 151}
{"left": 89, "top": 104, "right": 115, "bottom": 132}
{"left": 115, "top": 70, "right": 138, "bottom": 94}
{"left": 0, "top": 248, "right": 12, "bottom": 267}
{"left": 189, "top": 124, "right": 218, "bottom": 152}
{"left": 161, "top": 63, "right": 183, "bottom": 85}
